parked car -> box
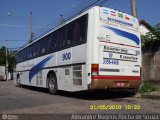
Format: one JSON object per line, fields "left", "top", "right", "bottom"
{"left": 0, "top": 66, "right": 6, "bottom": 81}
{"left": 0, "top": 74, "right": 6, "bottom": 81}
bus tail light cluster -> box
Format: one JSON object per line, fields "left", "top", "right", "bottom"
{"left": 91, "top": 64, "right": 99, "bottom": 76}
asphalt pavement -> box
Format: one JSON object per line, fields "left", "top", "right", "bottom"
{"left": 0, "top": 80, "right": 160, "bottom": 120}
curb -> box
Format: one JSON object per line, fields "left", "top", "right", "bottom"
{"left": 141, "top": 93, "right": 160, "bottom": 100}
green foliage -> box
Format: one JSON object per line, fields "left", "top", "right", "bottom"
{"left": 139, "top": 82, "right": 157, "bottom": 94}
{"left": 0, "top": 47, "right": 16, "bottom": 70}
{"left": 141, "top": 24, "right": 160, "bottom": 48}
{"left": 0, "top": 46, "right": 6, "bottom": 65}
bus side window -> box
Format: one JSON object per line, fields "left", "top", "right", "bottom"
{"left": 76, "top": 15, "right": 87, "bottom": 44}
{"left": 46, "top": 34, "right": 52, "bottom": 53}
{"left": 16, "top": 53, "right": 18, "bottom": 63}
{"left": 15, "top": 54, "right": 17, "bottom": 63}
{"left": 17, "top": 53, "right": 19, "bottom": 63}
{"left": 19, "top": 51, "right": 21, "bottom": 62}
{"left": 42, "top": 42, "right": 45, "bottom": 54}
{"left": 23, "top": 49, "right": 26, "bottom": 61}
{"left": 66, "top": 21, "right": 76, "bottom": 46}
{"left": 40, "top": 38, "right": 47, "bottom": 54}
{"left": 21, "top": 51, "right": 23, "bottom": 62}
{"left": 21, "top": 50, "right": 24, "bottom": 62}
{"left": 39, "top": 39, "right": 42, "bottom": 55}
{"left": 29, "top": 45, "right": 33, "bottom": 59}
{"left": 58, "top": 27, "right": 65, "bottom": 49}
{"left": 33, "top": 43, "right": 36, "bottom": 57}
{"left": 36, "top": 41, "right": 40, "bottom": 57}
{"left": 51, "top": 31, "right": 58, "bottom": 51}
{"left": 27, "top": 46, "right": 30, "bottom": 59}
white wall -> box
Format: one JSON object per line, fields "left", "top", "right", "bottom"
{"left": 140, "top": 24, "right": 150, "bottom": 35}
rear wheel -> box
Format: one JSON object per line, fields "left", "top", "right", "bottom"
{"left": 48, "top": 74, "right": 57, "bottom": 95}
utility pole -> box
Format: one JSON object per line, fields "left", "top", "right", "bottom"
{"left": 29, "top": 12, "right": 33, "bottom": 43}
{"left": 5, "top": 40, "right": 8, "bottom": 81}
{"left": 130, "top": 0, "right": 137, "bottom": 18}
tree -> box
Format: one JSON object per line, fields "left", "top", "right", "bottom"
{"left": 0, "top": 46, "right": 6, "bottom": 66}
{"left": 0, "top": 46, "right": 16, "bottom": 71}
{"left": 141, "top": 24, "right": 160, "bottom": 48}
{"left": 8, "top": 50, "right": 17, "bottom": 70}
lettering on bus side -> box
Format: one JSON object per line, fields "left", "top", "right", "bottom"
{"left": 62, "top": 52, "right": 71, "bottom": 61}
{"left": 103, "top": 59, "right": 119, "bottom": 65}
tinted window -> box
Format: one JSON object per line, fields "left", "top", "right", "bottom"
{"left": 32, "top": 43, "right": 36, "bottom": 57}
{"left": 40, "top": 38, "right": 47, "bottom": 54}
{"left": 15, "top": 54, "right": 18, "bottom": 63}
{"left": 29, "top": 45, "right": 33, "bottom": 59}
{"left": 16, "top": 53, "right": 19, "bottom": 63}
{"left": 19, "top": 51, "right": 22, "bottom": 62}
{"left": 66, "top": 22, "right": 76, "bottom": 46}
{"left": 51, "top": 31, "right": 58, "bottom": 51}
{"left": 26, "top": 47, "right": 29, "bottom": 59}
{"left": 45, "top": 34, "right": 52, "bottom": 53}
{"left": 21, "top": 50, "right": 23, "bottom": 62}
{"left": 23, "top": 49, "right": 26, "bottom": 60}
{"left": 76, "top": 15, "right": 87, "bottom": 44}
{"left": 58, "top": 27, "right": 65, "bottom": 49}
{"left": 36, "top": 41, "right": 40, "bottom": 56}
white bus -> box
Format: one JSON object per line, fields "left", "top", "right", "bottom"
{"left": 15, "top": 6, "right": 141, "bottom": 94}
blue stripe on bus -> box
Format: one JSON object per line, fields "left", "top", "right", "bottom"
{"left": 29, "top": 55, "right": 54, "bottom": 84}
{"left": 104, "top": 26, "right": 140, "bottom": 45}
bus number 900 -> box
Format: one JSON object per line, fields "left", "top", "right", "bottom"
{"left": 62, "top": 52, "right": 71, "bottom": 60}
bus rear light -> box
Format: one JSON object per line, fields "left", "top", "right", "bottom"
{"left": 91, "top": 64, "right": 99, "bottom": 75}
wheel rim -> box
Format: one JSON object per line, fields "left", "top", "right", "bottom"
{"left": 49, "top": 77, "right": 55, "bottom": 91}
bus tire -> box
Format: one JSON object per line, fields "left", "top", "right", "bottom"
{"left": 16, "top": 75, "right": 21, "bottom": 87}
{"left": 48, "top": 74, "right": 57, "bottom": 95}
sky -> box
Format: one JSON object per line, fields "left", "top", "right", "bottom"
{"left": 0, "top": 0, "right": 160, "bottom": 50}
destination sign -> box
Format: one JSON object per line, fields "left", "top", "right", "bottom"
{"left": 120, "top": 54, "right": 137, "bottom": 61}
{"left": 107, "top": 17, "right": 133, "bottom": 27}
{"left": 104, "top": 46, "right": 128, "bottom": 54}
{"left": 103, "top": 52, "right": 138, "bottom": 62}
{"left": 104, "top": 46, "right": 138, "bottom": 55}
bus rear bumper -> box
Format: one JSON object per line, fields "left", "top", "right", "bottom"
{"left": 89, "top": 76, "right": 142, "bottom": 90}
